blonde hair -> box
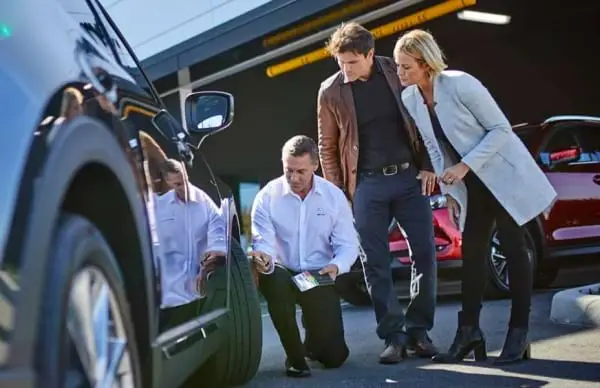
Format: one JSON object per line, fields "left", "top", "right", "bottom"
{"left": 394, "top": 29, "right": 447, "bottom": 77}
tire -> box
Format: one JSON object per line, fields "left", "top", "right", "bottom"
{"left": 487, "top": 224, "right": 537, "bottom": 297}
{"left": 193, "top": 239, "right": 262, "bottom": 387}
{"left": 38, "top": 213, "right": 143, "bottom": 388}
{"left": 336, "top": 271, "right": 372, "bottom": 307}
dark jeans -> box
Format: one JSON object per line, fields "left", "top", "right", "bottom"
{"left": 259, "top": 266, "right": 349, "bottom": 368}
{"left": 353, "top": 166, "right": 437, "bottom": 345}
{"left": 461, "top": 172, "right": 532, "bottom": 328}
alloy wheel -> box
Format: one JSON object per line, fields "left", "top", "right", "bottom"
{"left": 489, "top": 230, "right": 535, "bottom": 292}
{"left": 65, "top": 266, "right": 135, "bottom": 387}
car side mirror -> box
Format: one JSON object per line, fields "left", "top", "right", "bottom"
{"left": 184, "top": 91, "right": 234, "bottom": 145}
{"left": 549, "top": 147, "right": 580, "bottom": 166}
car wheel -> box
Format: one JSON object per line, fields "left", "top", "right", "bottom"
{"left": 38, "top": 213, "right": 142, "bottom": 387}
{"left": 192, "top": 239, "right": 262, "bottom": 386}
{"left": 336, "top": 271, "right": 372, "bottom": 307}
{"left": 487, "top": 226, "right": 537, "bottom": 297}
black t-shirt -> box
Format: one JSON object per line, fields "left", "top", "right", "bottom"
{"left": 350, "top": 64, "right": 413, "bottom": 171}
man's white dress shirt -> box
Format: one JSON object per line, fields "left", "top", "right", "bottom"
{"left": 251, "top": 175, "right": 359, "bottom": 275}
{"left": 155, "top": 184, "right": 227, "bottom": 307}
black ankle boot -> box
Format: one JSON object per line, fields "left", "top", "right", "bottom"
{"left": 494, "top": 327, "right": 531, "bottom": 365}
{"left": 432, "top": 312, "right": 487, "bottom": 363}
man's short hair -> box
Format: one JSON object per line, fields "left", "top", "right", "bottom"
{"left": 325, "top": 22, "right": 374, "bottom": 57}
{"left": 282, "top": 135, "right": 319, "bottom": 164}
{"left": 159, "top": 158, "right": 183, "bottom": 177}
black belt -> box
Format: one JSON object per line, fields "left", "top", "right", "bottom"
{"left": 360, "top": 162, "right": 411, "bottom": 177}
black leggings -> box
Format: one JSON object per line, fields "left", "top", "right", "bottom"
{"left": 460, "top": 172, "right": 532, "bottom": 328}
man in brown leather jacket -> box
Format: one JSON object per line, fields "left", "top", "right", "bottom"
{"left": 317, "top": 22, "right": 439, "bottom": 364}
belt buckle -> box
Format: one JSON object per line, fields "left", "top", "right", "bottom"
{"left": 382, "top": 165, "right": 398, "bottom": 176}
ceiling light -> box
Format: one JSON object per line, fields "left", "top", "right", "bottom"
{"left": 457, "top": 10, "right": 511, "bottom": 25}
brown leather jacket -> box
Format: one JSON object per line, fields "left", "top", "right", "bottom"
{"left": 317, "top": 56, "right": 433, "bottom": 200}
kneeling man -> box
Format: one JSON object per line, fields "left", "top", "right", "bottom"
{"left": 250, "top": 135, "right": 359, "bottom": 377}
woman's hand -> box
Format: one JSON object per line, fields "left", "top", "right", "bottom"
{"left": 440, "top": 162, "right": 470, "bottom": 185}
{"left": 417, "top": 170, "right": 437, "bottom": 196}
{"left": 446, "top": 195, "right": 461, "bottom": 228}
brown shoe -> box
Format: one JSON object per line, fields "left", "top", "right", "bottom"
{"left": 379, "top": 343, "right": 407, "bottom": 364}
{"left": 407, "top": 331, "right": 439, "bottom": 358}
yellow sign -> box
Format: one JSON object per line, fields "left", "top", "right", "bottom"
{"left": 263, "top": 0, "right": 389, "bottom": 48}
{"left": 266, "top": 0, "right": 476, "bottom": 78}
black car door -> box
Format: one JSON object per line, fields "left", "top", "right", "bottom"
{"left": 57, "top": 0, "right": 231, "bottom": 359}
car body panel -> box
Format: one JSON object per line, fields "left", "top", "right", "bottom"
{"left": 516, "top": 119, "right": 600, "bottom": 257}
{"left": 0, "top": 0, "right": 241, "bottom": 385}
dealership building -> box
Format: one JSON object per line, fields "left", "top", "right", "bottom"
{"left": 103, "top": 0, "right": 600, "bottom": 216}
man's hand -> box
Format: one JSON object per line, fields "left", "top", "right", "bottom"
{"left": 446, "top": 195, "right": 461, "bottom": 229}
{"left": 440, "top": 162, "right": 470, "bottom": 185}
{"left": 196, "top": 269, "right": 208, "bottom": 295}
{"left": 196, "top": 250, "right": 226, "bottom": 294}
{"left": 247, "top": 250, "right": 274, "bottom": 274}
{"left": 200, "top": 250, "right": 226, "bottom": 272}
{"left": 416, "top": 170, "right": 437, "bottom": 196}
{"left": 319, "top": 264, "right": 339, "bottom": 281}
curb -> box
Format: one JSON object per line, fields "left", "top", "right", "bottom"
{"left": 550, "top": 283, "right": 600, "bottom": 327}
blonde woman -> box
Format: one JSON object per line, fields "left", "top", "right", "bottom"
{"left": 394, "top": 29, "right": 557, "bottom": 365}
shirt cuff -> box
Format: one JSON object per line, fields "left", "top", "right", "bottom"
{"left": 330, "top": 257, "right": 352, "bottom": 276}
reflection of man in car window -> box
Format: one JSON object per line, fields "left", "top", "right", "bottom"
{"left": 154, "top": 159, "right": 227, "bottom": 308}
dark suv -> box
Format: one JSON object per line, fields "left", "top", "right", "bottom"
{"left": 0, "top": 1, "right": 261, "bottom": 387}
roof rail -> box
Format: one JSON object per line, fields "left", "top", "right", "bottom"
{"left": 543, "top": 115, "right": 600, "bottom": 124}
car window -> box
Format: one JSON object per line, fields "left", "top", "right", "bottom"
{"left": 514, "top": 126, "right": 538, "bottom": 151}
{"left": 57, "top": 0, "right": 113, "bottom": 53}
{"left": 539, "top": 128, "right": 582, "bottom": 166}
{"left": 577, "top": 125, "right": 600, "bottom": 162}
{"left": 89, "top": 1, "right": 148, "bottom": 87}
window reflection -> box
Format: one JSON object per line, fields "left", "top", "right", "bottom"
{"left": 154, "top": 159, "right": 227, "bottom": 307}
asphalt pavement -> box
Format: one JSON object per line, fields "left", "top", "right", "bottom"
{"left": 247, "top": 266, "right": 600, "bottom": 387}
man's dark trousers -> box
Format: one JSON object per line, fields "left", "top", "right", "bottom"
{"left": 259, "top": 266, "right": 349, "bottom": 368}
{"left": 353, "top": 164, "right": 437, "bottom": 345}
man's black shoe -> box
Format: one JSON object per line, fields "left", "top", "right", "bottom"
{"left": 407, "top": 331, "right": 439, "bottom": 358}
{"left": 285, "top": 358, "right": 311, "bottom": 378}
{"left": 379, "top": 343, "right": 407, "bottom": 364}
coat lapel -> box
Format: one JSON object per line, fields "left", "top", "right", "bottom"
{"left": 411, "top": 87, "right": 445, "bottom": 173}
{"left": 378, "top": 57, "right": 421, "bottom": 152}
{"left": 380, "top": 58, "right": 403, "bottom": 109}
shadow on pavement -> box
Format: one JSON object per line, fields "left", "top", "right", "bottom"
{"left": 494, "top": 358, "right": 600, "bottom": 384}
{"left": 250, "top": 358, "right": 552, "bottom": 387}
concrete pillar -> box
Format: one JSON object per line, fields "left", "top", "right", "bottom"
{"left": 177, "top": 67, "right": 192, "bottom": 131}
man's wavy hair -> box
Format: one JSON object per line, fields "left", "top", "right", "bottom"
{"left": 325, "top": 22, "right": 374, "bottom": 57}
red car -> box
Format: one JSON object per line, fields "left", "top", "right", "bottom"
{"left": 338, "top": 115, "right": 600, "bottom": 306}
{"left": 336, "top": 196, "right": 462, "bottom": 307}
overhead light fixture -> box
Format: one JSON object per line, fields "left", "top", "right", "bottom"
{"left": 457, "top": 10, "right": 511, "bottom": 24}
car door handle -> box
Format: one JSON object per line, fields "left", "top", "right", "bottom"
{"left": 593, "top": 175, "right": 600, "bottom": 185}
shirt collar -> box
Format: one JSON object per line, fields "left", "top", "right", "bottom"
{"left": 166, "top": 185, "right": 200, "bottom": 204}
{"left": 281, "top": 175, "right": 323, "bottom": 197}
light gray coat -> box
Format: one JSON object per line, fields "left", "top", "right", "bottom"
{"left": 401, "top": 70, "right": 557, "bottom": 230}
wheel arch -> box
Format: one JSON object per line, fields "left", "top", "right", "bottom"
{"left": 10, "top": 116, "right": 157, "bottom": 379}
